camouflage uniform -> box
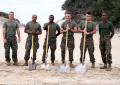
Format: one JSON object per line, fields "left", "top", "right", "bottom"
{"left": 61, "top": 21, "right": 76, "bottom": 63}
{"left": 3, "top": 20, "right": 19, "bottom": 62}
{"left": 42, "top": 22, "right": 60, "bottom": 63}
{"left": 99, "top": 21, "right": 114, "bottom": 65}
{"left": 24, "top": 21, "right": 42, "bottom": 61}
{"left": 79, "top": 21, "right": 96, "bottom": 64}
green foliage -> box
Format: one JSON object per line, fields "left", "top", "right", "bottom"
{"left": 62, "top": 0, "right": 120, "bottom": 28}
{"left": 62, "top": 0, "right": 93, "bottom": 13}
{"left": 91, "top": 0, "right": 120, "bottom": 27}
{"left": 0, "top": 12, "right": 8, "bottom": 19}
{"left": 0, "top": 12, "right": 20, "bottom": 24}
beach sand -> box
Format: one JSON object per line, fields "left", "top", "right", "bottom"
{"left": 0, "top": 25, "right": 120, "bottom": 85}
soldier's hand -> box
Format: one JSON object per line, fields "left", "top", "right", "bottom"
{"left": 66, "top": 24, "right": 70, "bottom": 31}
{"left": 33, "top": 31, "right": 40, "bottom": 35}
{"left": 4, "top": 39, "right": 7, "bottom": 43}
{"left": 83, "top": 29, "right": 89, "bottom": 35}
{"left": 66, "top": 28, "right": 69, "bottom": 32}
{"left": 29, "top": 31, "right": 36, "bottom": 35}
{"left": 74, "top": 27, "right": 78, "bottom": 32}
{"left": 28, "top": 31, "right": 33, "bottom": 34}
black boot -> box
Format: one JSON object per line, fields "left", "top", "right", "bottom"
{"left": 70, "top": 61, "right": 75, "bottom": 68}
{"left": 32, "top": 60, "right": 35, "bottom": 64}
{"left": 100, "top": 64, "right": 107, "bottom": 69}
{"left": 106, "top": 64, "right": 112, "bottom": 71}
{"left": 23, "top": 60, "right": 28, "bottom": 66}
{"left": 51, "top": 61, "right": 55, "bottom": 66}
{"left": 91, "top": 63, "right": 95, "bottom": 68}
{"left": 13, "top": 61, "right": 19, "bottom": 66}
{"left": 62, "top": 60, "right": 65, "bottom": 64}
{"left": 6, "top": 61, "right": 11, "bottom": 66}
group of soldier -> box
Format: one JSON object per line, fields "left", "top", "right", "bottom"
{"left": 3, "top": 11, "right": 114, "bottom": 71}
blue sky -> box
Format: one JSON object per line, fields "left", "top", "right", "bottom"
{"left": 0, "top": 0, "right": 65, "bottom": 24}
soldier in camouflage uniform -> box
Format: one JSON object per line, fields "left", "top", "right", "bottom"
{"left": 42, "top": 15, "right": 60, "bottom": 65}
{"left": 60, "top": 13, "right": 77, "bottom": 68}
{"left": 78, "top": 12, "right": 96, "bottom": 68}
{"left": 99, "top": 12, "right": 114, "bottom": 71}
{"left": 3, "top": 11, "right": 21, "bottom": 66}
{"left": 24, "top": 14, "right": 42, "bottom": 66}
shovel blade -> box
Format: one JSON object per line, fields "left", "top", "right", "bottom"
{"left": 75, "top": 64, "right": 88, "bottom": 74}
{"left": 59, "top": 64, "right": 70, "bottom": 73}
{"left": 28, "top": 63, "right": 37, "bottom": 71}
{"left": 41, "top": 63, "right": 50, "bottom": 71}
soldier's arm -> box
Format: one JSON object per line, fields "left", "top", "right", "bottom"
{"left": 87, "top": 23, "right": 96, "bottom": 35}
{"left": 3, "top": 28, "right": 7, "bottom": 43}
{"left": 88, "top": 28, "right": 96, "bottom": 35}
{"left": 60, "top": 23, "right": 68, "bottom": 33}
{"left": 3, "top": 28, "right": 6, "bottom": 40}
{"left": 43, "top": 23, "right": 48, "bottom": 30}
{"left": 60, "top": 28, "right": 65, "bottom": 33}
{"left": 77, "top": 22, "right": 84, "bottom": 33}
{"left": 78, "top": 29, "right": 84, "bottom": 33}
{"left": 98, "top": 24, "right": 101, "bottom": 35}
{"left": 16, "top": 24, "right": 21, "bottom": 43}
{"left": 70, "top": 27, "right": 77, "bottom": 32}
{"left": 71, "top": 23, "right": 78, "bottom": 32}
{"left": 110, "top": 23, "right": 114, "bottom": 38}
{"left": 60, "top": 28, "right": 68, "bottom": 33}
{"left": 24, "top": 23, "right": 31, "bottom": 34}
{"left": 56, "top": 24, "right": 60, "bottom": 37}
{"left": 3, "top": 23, "right": 7, "bottom": 43}
{"left": 35, "top": 24, "right": 42, "bottom": 35}
{"left": 78, "top": 27, "right": 84, "bottom": 33}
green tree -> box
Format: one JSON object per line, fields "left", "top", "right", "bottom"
{"left": 62, "top": 0, "right": 120, "bottom": 28}
{"left": 0, "top": 12, "right": 8, "bottom": 18}
{"left": 0, "top": 12, "right": 20, "bottom": 24}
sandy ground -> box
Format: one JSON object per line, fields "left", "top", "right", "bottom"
{"left": 0, "top": 25, "right": 120, "bottom": 85}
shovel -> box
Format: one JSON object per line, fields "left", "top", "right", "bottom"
{"left": 40, "top": 25, "right": 50, "bottom": 71}
{"left": 59, "top": 24, "right": 70, "bottom": 73}
{"left": 75, "top": 18, "right": 88, "bottom": 74}
{"left": 29, "top": 35, "right": 37, "bottom": 71}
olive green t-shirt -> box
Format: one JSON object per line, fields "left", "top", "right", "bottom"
{"left": 79, "top": 21, "right": 96, "bottom": 38}
{"left": 25, "top": 21, "right": 42, "bottom": 35}
{"left": 99, "top": 21, "right": 114, "bottom": 36}
{"left": 43, "top": 22, "right": 60, "bottom": 38}
{"left": 61, "top": 20, "right": 77, "bottom": 37}
{"left": 3, "top": 20, "right": 19, "bottom": 37}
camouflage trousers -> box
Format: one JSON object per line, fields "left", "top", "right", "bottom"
{"left": 99, "top": 35, "right": 112, "bottom": 64}
{"left": 24, "top": 36, "right": 39, "bottom": 61}
{"left": 61, "top": 36, "right": 75, "bottom": 63}
{"left": 4, "top": 36, "right": 18, "bottom": 62}
{"left": 42, "top": 37, "right": 56, "bottom": 63}
{"left": 80, "top": 38, "right": 95, "bottom": 63}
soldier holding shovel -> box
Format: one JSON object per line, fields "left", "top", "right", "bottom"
{"left": 42, "top": 15, "right": 60, "bottom": 66}
{"left": 78, "top": 12, "right": 96, "bottom": 68}
{"left": 24, "top": 14, "right": 42, "bottom": 66}
{"left": 60, "top": 13, "right": 77, "bottom": 68}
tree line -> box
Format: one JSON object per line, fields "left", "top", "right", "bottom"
{"left": 62, "top": 0, "right": 120, "bottom": 29}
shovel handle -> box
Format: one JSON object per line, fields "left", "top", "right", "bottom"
{"left": 82, "top": 18, "right": 87, "bottom": 64}
{"left": 65, "top": 24, "right": 69, "bottom": 59}
{"left": 32, "top": 35, "right": 34, "bottom": 61}
{"left": 45, "top": 25, "right": 50, "bottom": 63}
